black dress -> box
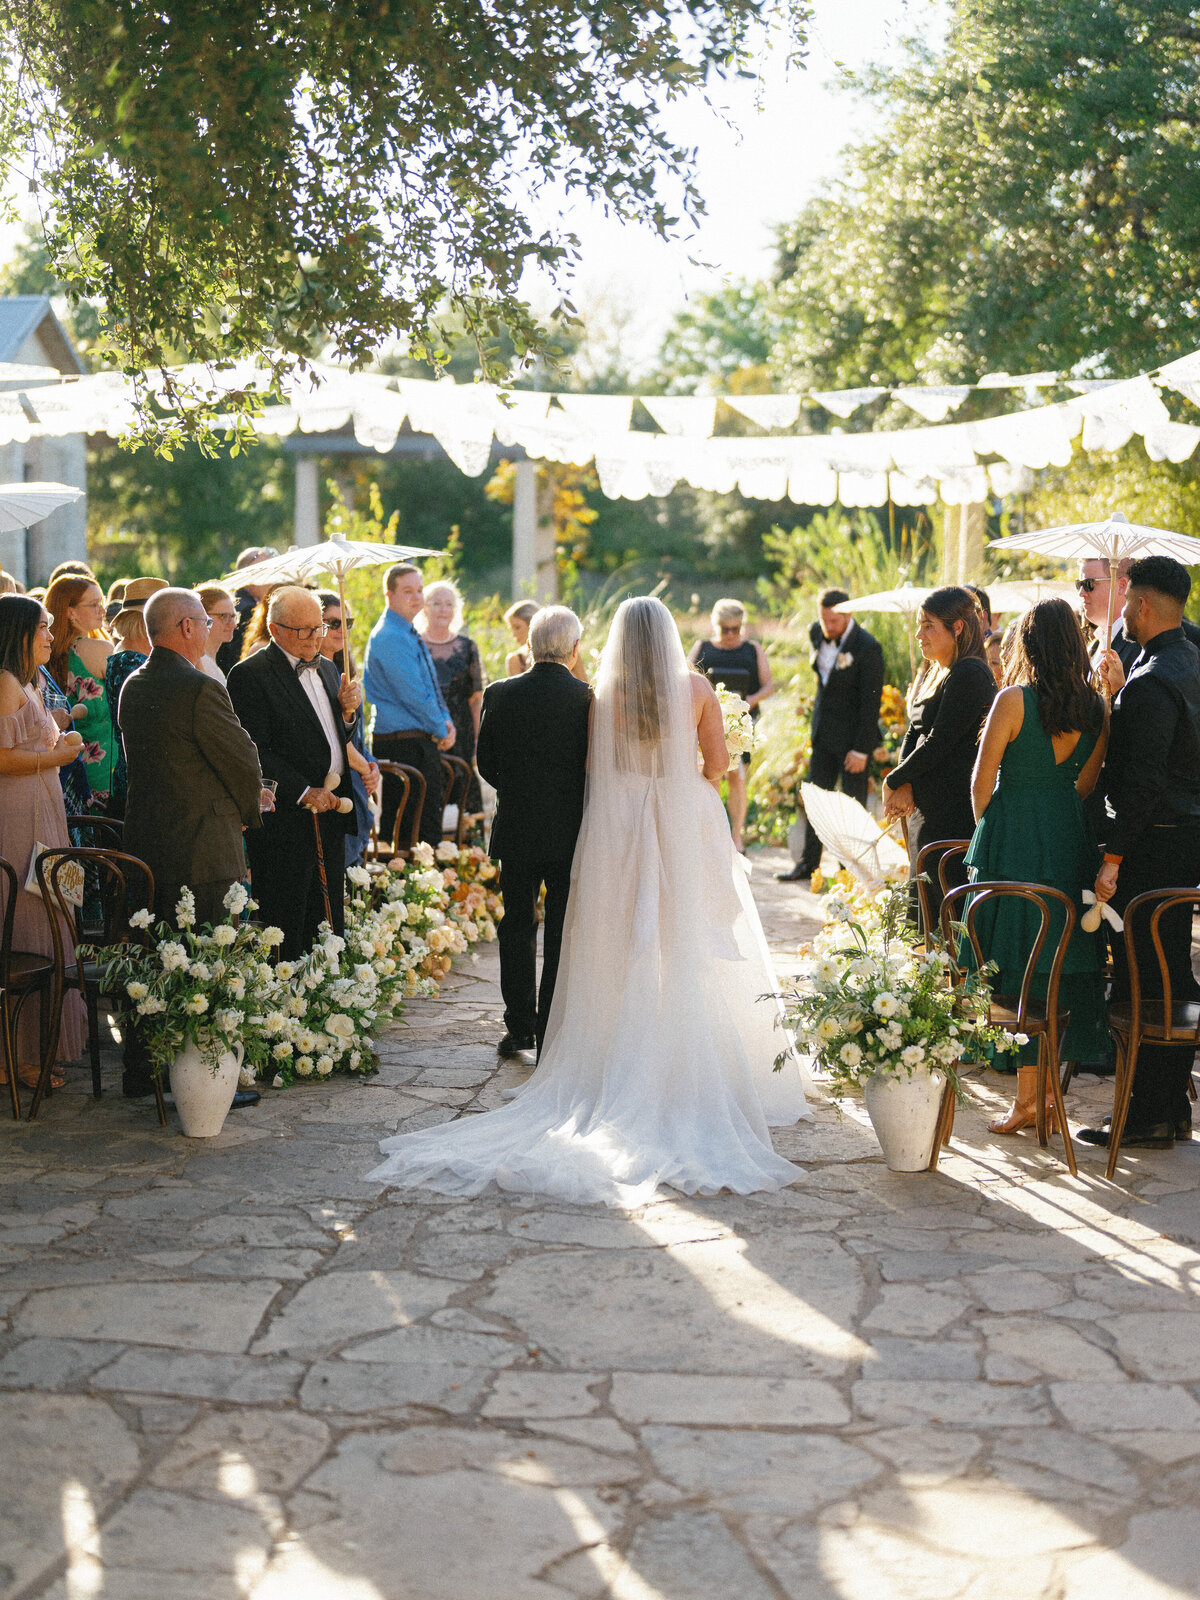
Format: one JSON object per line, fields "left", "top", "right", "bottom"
{"left": 427, "top": 633, "right": 484, "bottom": 813}
{"left": 888, "top": 656, "right": 996, "bottom": 922}
{"left": 694, "top": 639, "right": 760, "bottom": 766}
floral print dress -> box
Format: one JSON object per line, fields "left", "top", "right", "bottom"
{"left": 66, "top": 646, "right": 117, "bottom": 814}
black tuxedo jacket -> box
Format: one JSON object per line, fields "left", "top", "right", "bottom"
{"left": 808, "top": 619, "right": 885, "bottom": 758}
{"left": 226, "top": 643, "right": 353, "bottom": 858}
{"left": 475, "top": 662, "right": 591, "bottom": 863}
{"left": 119, "top": 648, "right": 263, "bottom": 897}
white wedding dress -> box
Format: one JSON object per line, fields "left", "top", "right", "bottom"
{"left": 367, "top": 596, "right": 810, "bottom": 1208}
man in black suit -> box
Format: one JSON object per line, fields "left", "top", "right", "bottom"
{"left": 227, "top": 586, "right": 359, "bottom": 958}
{"left": 1081, "top": 557, "right": 1200, "bottom": 1152}
{"left": 475, "top": 605, "right": 591, "bottom": 1056}
{"left": 215, "top": 546, "right": 277, "bottom": 676}
{"left": 780, "top": 588, "right": 885, "bottom": 882}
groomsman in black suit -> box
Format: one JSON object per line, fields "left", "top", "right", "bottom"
{"left": 780, "top": 588, "right": 885, "bottom": 882}
{"left": 227, "top": 586, "right": 359, "bottom": 958}
{"left": 1082, "top": 556, "right": 1200, "bottom": 1151}
{"left": 475, "top": 605, "right": 591, "bottom": 1056}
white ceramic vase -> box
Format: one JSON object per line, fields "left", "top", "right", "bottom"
{"left": 863, "top": 1067, "right": 946, "bottom": 1173}
{"left": 170, "top": 1039, "right": 242, "bottom": 1138}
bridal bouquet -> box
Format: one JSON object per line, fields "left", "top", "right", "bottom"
{"left": 84, "top": 883, "right": 280, "bottom": 1077}
{"left": 714, "top": 684, "right": 755, "bottom": 761}
{"left": 783, "top": 883, "right": 1018, "bottom": 1096}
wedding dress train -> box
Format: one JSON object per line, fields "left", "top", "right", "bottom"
{"left": 367, "top": 597, "right": 810, "bottom": 1208}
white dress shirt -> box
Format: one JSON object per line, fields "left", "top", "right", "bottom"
{"left": 816, "top": 619, "right": 855, "bottom": 684}
{"left": 280, "top": 647, "right": 345, "bottom": 791}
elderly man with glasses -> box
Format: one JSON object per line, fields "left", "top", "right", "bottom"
{"left": 227, "top": 585, "right": 362, "bottom": 957}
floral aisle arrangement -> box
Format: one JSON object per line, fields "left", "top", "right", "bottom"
{"left": 84, "top": 883, "right": 281, "bottom": 1079}
{"left": 87, "top": 851, "right": 504, "bottom": 1093}
{"left": 782, "top": 882, "right": 1019, "bottom": 1101}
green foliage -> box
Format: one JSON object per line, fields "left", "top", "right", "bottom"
{"left": 770, "top": 2, "right": 1200, "bottom": 386}
{"left": 1, "top": 0, "right": 809, "bottom": 436}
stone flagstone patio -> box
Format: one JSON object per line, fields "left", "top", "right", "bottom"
{"left": 2, "top": 847, "right": 1200, "bottom": 1599}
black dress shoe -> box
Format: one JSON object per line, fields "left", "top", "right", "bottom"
{"left": 1078, "top": 1121, "right": 1174, "bottom": 1149}
{"left": 497, "top": 1033, "right": 535, "bottom": 1057}
{"left": 776, "top": 864, "right": 812, "bottom": 883}
{"left": 230, "top": 1089, "right": 260, "bottom": 1109}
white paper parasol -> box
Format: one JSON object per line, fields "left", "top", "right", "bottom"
{"left": 220, "top": 535, "right": 439, "bottom": 680}
{"left": 988, "top": 511, "right": 1200, "bottom": 681}
{"left": 985, "top": 578, "right": 1077, "bottom": 613}
{"left": 0, "top": 481, "right": 85, "bottom": 533}
{"left": 800, "top": 784, "right": 909, "bottom": 887}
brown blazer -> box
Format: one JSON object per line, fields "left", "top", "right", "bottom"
{"left": 119, "top": 647, "right": 263, "bottom": 909}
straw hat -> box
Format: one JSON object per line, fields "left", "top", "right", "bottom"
{"left": 122, "top": 576, "right": 169, "bottom": 604}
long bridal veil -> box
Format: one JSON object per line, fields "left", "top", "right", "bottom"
{"left": 367, "top": 595, "right": 810, "bottom": 1208}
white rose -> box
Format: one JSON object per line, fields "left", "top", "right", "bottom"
{"left": 210, "top": 924, "right": 237, "bottom": 947}
{"left": 347, "top": 865, "right": 372, "bottom": 889}
{"left": 326, "top": 1013, "right": 355, "bottom": 1040}
{"left": 126, "top": 981, "right": 149, "bottom": 1001}
{"left": 411, "top": 841, "right": 436, "bottom": 867}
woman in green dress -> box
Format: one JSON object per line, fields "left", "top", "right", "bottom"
{"left": 966, "top": 598, "right": 1109, "bottom": 1134}
{"left": 45, "top": 574, "right": 116, "bottom": 815}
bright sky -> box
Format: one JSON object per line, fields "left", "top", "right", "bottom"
{"left": 540, "top": 0, "right": 942, "bottom": 366}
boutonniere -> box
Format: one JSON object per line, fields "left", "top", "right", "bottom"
{"left": 836, "top": 652, "right": 855, "bottom": 670}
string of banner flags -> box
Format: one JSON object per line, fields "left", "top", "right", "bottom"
{"left": 3, "top": 347, "right": 1200, "bottom": 507}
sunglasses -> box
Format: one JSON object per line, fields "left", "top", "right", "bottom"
{"left": 1074, "top": 578, "right": 1101, "bottom": 594}
{"left": 325, "top": 616, "right": 353, "bottom": 630}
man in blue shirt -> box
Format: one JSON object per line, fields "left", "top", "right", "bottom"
{"left": 363, "top": 563, "right": 455, "bottom": 847}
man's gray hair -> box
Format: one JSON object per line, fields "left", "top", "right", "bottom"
{"left": 529, "top": 605, "right": 582, "bottom": 664}
{"left": 267, "top": 584, "right": 319, "bottom": 623}
{"left": 145, "top": 587, "right": 205, "bottom": 641}
{"left": 236, "top": 546, "right": 277, "bottom": 571}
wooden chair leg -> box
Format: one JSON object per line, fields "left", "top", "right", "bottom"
{"left": 152, "top": 1072, "right": 168, "bottom": 1127}
{"left": 1049, "top": 1034, "right": 1077, "bottom": 1178}
{"left": 87, "top": 985, "right": 103, "bottom": 1099}
{"left": 1060, "top": 1060, "right": 1077, "bottom": 1092}
{"left": 1106, "top": 1033, "right": 1138, "bottom": 1182}
{"left": 0, "top": 998, "right": 20, "bottom": 1121}
{"left": 27, "top": 975, "right": 63, "bottom": 1123}
{"left": 927, "top": 1078, "right": 956, "bottom": 1171}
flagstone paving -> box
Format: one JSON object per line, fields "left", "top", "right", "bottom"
{"left": 2, "top": 847, "right": 1199, "bottom": 1599}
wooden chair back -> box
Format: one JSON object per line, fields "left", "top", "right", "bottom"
{"left": 913, "top": 839, "right": 971, "bottom": 948}
{"left": 1119, "top": 888, "right": 1200, "bottom": 1047}
{"left": 375, "top": 761, "right": 423, "bottom": 858}
{"left": 440, "top": 755, "right": 474, "bottom": 847}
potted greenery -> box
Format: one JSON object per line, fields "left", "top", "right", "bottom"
{"left": 783, "top": 884, "right": 1019, "bottom": 1170}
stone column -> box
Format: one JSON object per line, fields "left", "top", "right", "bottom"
{"left": 513, "top": 459, "right": 537, "bottom": 596}
{"left": 294, "top": 457, "right": 320, "bottom": 546}
{"left": 958, "top": 502, "right": 987, "bottom": 586}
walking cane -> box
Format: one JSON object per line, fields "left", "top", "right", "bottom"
{"left": 309, "top": 771, "right": 354, "bottom": 930}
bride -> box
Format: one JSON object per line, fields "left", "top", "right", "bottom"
{"left": 367, "top": 595, "right": 810, "bottom": 1208}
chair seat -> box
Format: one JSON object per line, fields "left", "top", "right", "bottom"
{"left": 4, "top": 951, "right": 54, "bottom": 987}
{"left": 989, "top": 996, "right": 1071, "bottom": 1034}
{"left": 1109, "top": 999, "right": 1200, "bottom": 1042}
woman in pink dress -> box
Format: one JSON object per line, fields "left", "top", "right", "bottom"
{"left": 0, "top": 595, "right": 86, "bottom": 1085}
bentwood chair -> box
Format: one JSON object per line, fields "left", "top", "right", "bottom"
{"left": 34, "top": 847, "right": 163, "bottom": 1125}
{"left": 941, "top": 879, "right": 1079, "bottom": 1176}
{"left": 0, "top": 856, "right": 58, "bottom": 1122}
{"left": 1104, "top": 889, "right": 1200, "bottom": 1181}
{"left": 373, "top": 761, "right": 424, "bottom": 860}
{"left": 440, "top": 755, "right": 479, "bottom": 848}
{"left": 914, "top": 839, "right": 971, "bottom": 950}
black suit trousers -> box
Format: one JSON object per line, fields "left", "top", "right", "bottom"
{"left": 247, "top": 811, "right": 347, "bottom": 960}
{"left": 497, "top": 857, "right": 572, "bottom": 1052}
{"left": 375, "top": 734, "right": 445, "bottom": 849}
{"left": 800, "top": 745, "right": 870, "bottom": 873}
{"left": 1110, "top": 822, "right": 1200, "bottom": 1125}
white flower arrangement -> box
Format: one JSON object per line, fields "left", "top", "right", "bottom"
{"left": 781, "top": 882, "right": 1018, "bottom": 1096}
{"left": 713, "top": 683, "right": 755, "bottom": 761}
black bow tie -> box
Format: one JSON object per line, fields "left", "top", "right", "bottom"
{"left": 295, "top": 658, "right": 320, "bottom": 675}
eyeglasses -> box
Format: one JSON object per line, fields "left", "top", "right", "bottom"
{"left": 178, "top": 615, "right": 214, "bottom": 631}
{"left": 275, "top": 621, "right": 328, "bottom": 641}
{"left": 1074, "top": 578, "right": 1101, "bottom": 594}
{"left": 210, "top": 610, "right": 236, "bottom": 623}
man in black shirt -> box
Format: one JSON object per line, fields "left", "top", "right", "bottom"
{"left": 1080, "top": 556, "right": 1200, "bottom": 1151}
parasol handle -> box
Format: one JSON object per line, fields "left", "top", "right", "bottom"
{"left": 1101, "top": 543, "right": 1118, "bottom": 701}
{"left": 337, "top": 571, "right": 355, "bottom": 684}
